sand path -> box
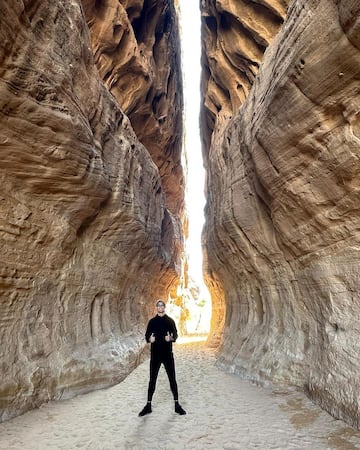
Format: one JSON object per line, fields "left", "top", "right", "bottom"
{"left": 1, "top": 341, "right": 360, "bottom": 450}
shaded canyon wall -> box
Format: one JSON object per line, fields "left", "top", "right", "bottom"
{"left": 0, "top": 0, "right": 183, "bottom": 422}
{"left": 82, "top": 0, "right": 184, "bottom": 215}
{"left": 201, "top": 0, "right": 290, "bottom": 347}
{"left": 202, "top": 0, "right": 360, "bottom": 428}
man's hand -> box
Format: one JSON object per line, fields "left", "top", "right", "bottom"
{"left": 149, "top": 333, "right": 155, "bottom": 343}
{"left": 165, "top": 331, "right": 173, "bottom": 342}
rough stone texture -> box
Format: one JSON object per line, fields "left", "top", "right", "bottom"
{"left": 201, "top": 0, "right": 289, "bottom": 347}
{"left": 0, "top": 0, "right": 183, "bottom": 422}
{"left": 200, "top": 0, "right": 289, "bottom": 154}
{"left": 203, "top": 0, "right": 360, "bottom": 429}
{"left": 82, "top": 0, "right": 184, "bottom": 214}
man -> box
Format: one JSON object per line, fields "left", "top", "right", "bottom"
{"left": 138, "top": 299, "right": 186, "bottom": 416}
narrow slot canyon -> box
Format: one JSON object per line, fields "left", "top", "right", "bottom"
{"left": 1, "top": 0, "right": 360, "bottom": 448}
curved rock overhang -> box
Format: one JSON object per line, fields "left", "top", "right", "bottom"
{"left": 0, "top": 0, "right": 183, "bottom": 422}
{"left": 201, "top": 0, "right": 360, "bottom": 429}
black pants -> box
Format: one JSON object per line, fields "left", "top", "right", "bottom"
{"left": 147, "top": 352, "right": 178, "bottom": 402}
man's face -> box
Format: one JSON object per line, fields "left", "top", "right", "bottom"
{"left": 156, "top": 302, "right": 165, "bottom": 315}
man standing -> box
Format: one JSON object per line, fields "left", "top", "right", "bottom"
{"left": 138, "top": 299, "right": 186, "bottom": 416}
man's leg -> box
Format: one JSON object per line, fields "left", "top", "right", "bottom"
{"left": 147, "top": 357, "right": 162, "bottom": 402}
{"left": 163, "top": 353, "right": 178, "bottom": 400}
{"left": 139, "top": 357, "right": 161, "bottom": 416}
{"left": 163, "top": 353, "right": 186, "bottom": 415}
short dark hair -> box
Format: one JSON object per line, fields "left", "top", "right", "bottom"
{"left": 156, "top": 300, "right": 165, "bottom": 307}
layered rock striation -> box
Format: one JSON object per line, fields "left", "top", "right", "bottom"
{"left": 82, "top": 0, "right": 184, "bottom": 214}
{"left": 202, "top": 0, "right": 360, "bottom": 428}
{"left": 201, "top": 0, "right": 289, "bottom": 347}
{"left": 200, "top": 0, "right": 289, "bottom": 154}
{"left": 0, "top": 0, "right": 183, "bottom": 421}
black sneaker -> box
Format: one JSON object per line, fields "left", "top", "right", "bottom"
{"left": 175, "top": 402, "right": 186, "bottom": 415}
{"left": 138, "top": 403, "right": 152, "bottom": 416}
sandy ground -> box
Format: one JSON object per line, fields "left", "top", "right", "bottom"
{"left": 1, "top": 340, "right": 360, "bottom": 450}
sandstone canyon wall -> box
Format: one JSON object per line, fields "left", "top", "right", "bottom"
{"left": 202, "top": 0, "right": 360, "bottom": 428}
{"left": 201, "top": 0, "right": 290, "bottom": 347}
{"left": 82, "top": 0, "right": 184, "bottom": 215}
{"left": 0, "top": 0, "right": 183, "bottom": 422}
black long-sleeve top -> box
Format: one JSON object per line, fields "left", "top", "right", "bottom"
{"left": 145, "top": 314, "right": 178, "bottom": 355}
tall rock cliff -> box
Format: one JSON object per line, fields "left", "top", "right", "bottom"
{"left": 82, "top": 0, "right": 184, "bottom": 215}
{"left": 0, "top": 0, "right": 183, "bottom": 421}
{"left": 201, "top": 0, "right": 290, "bottom": 347}
{"left": 200, "top": 0, "right": 289, "bottom": 154}
{"left": 202, "top": 0, "right": 360, "bottom": 428}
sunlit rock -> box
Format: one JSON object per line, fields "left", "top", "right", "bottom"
{"left": 202, "top": 0, "right": 360, "bottom": 428}
{"left": 0, "top": 0, "right": 183, "bottom": 421}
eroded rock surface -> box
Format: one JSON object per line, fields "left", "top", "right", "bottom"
{"left": 203, "top": 0, "right": 360, "bottom": 428}
{"left": 200, "top": 0, "right": 289, "bottom": 153}
{"left": 0, "top": 0, "right": 183, "bottom": 421}
{"left": 201, "top": 0, "right": 289, "bottom": 348}
{"left": 82, "top": 0, "right": 184, "bottom": 214}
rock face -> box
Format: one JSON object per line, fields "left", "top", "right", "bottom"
{"left": 82, "top": 0, "right": 184, "bottom": 214}
{"left": 202, "top": 0, "right": 360, "bottom": 429}
{"left": 201, "top": 0, "right": 289, "bottom": 347}
{"left": 0, "top": 0, "right": 183, "bottom": 421}
{"left": 200, "top": 0, "right": 289, "bottom": 154}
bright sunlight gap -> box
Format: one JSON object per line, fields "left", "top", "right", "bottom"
{"left": 167, "top": 1, "right": 211, "bottom": 338}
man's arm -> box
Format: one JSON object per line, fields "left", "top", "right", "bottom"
{"left": 169, "top": 317, "right": 178, "bottom": 342}
{"left": 145, "top": 319, "right": 153, "bottom": 343}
